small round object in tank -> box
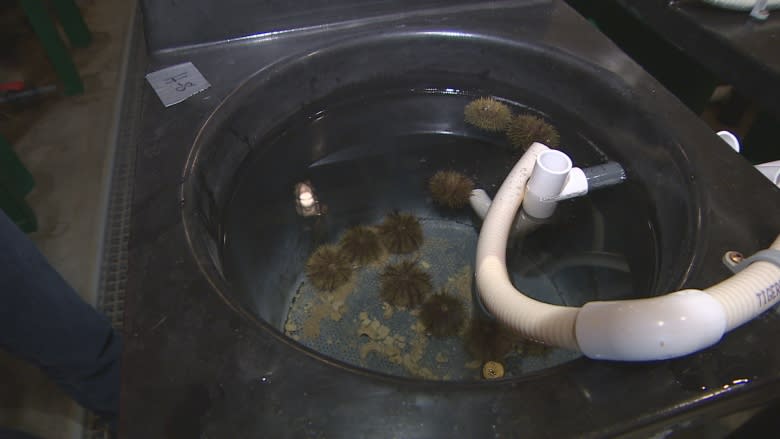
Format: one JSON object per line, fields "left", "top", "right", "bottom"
{"left": 378, "top": 211, "right": 423, "bottom": 254}
{"left": 506, "top": 114, "right": 560, "bottom": 150}
{"left": 429, "top": 170, "right": 475, "bottom": 209}
{"left": 419, "top": 292, "right": 467, "bottom": 337}
{"left": 305, "top": 244, "right": 353, "bottom": 291}
{"left": 339, "top": 226, "right": 383, "bottom": 265}
{"left": 464, "top": 97, "right": 512, "bottom": 131}
{"left": 379, "top": 259, "right": 433, "bottom": 308}
{"left": 482, "top": 361, "right": 505, "bottom": 379}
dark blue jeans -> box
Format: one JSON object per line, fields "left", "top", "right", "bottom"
{"left": 0, "top": 210, "right": 121, "bottom": 428}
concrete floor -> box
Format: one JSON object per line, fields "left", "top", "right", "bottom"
{"left": 0, "top": 0, "right": 134, "bottom": 438}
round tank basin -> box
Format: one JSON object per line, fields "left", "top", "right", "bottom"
{"left": 182, "top": 32, "right": 698, "bottom": 381}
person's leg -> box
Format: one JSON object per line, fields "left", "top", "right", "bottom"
{"left": 0, "top": 210, "right": 120, "bottom": 420}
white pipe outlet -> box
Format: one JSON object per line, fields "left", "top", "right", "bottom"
{"left": 475, "top": 142, "right": 780, "bottom": 361}
{"left": 523, "top": 149, "right": 572, "bottom": 219}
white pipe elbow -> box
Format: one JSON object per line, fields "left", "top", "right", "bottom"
{"left": 575, "top": 290, "right": 727, "bottom": 361}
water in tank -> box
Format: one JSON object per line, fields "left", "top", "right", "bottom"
{"left": 219, "top": 79, "right": 658, "bottom": 380}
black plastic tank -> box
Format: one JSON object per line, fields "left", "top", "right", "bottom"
{"left": 124, "top": 1, "right": 780, "bottom": 437}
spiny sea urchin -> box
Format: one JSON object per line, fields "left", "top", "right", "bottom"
{"left": 339, "top": 225, "right": 383, "bottom": 265}
{"left": 429, "top": 170, "right": 475, "bottom": 209}
{"left": 464, "top": 318, "right": 516, "bottom": 362}
{"left": 506, "top": 114, "right": 560, "bottom": 149}
{"left": 379, "top": 259, "right": 433, "bottom": 308}
{"left": 419, "top": 292, "right": 467, "bottom": 337}
{"left": 378, "top": 211, "right": 423, "bottom": 254}
{"left": 305, "top": 244, "right": 353, "bottom": 291}
{"left": 464, "top": 97, "right": 512, "bottom": 132}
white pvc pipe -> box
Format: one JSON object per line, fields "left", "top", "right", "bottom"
{"left": 469, "top": 189, "right": 492, "bottom": 219}
{"left": 552, "top": 167, "right": 588, "bottom": 201}
{"left": 523, "top": 150, "right": 572, "bottom": 219}
{"left": 475, "top": 142, "right": 780, "bottom": 361}
{"left": 575, "top": 290, "right": 728, "bottom": 360}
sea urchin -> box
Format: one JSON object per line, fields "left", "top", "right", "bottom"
{"left": 378, "top": 211, "right": 423, "bottom": 254}
{"left": 339, "top": 226, "right": 383, "bottom": 265}
{"left": 429, "top": 170, "right": 475, "bottom": 209}
{"left": 379, "top": 260, "right": 433, "bottom": 308}
{"left": 506, "top": 114, "right": 560, "bottom": 149}
{"left": 464, "top": 97, "right": 512, "bottom": 132}
{"left": 305, "top": 244, "right": 353, "bottom": 291}
{"left": 419, "top": 292, "right": 466, "bottom": 337}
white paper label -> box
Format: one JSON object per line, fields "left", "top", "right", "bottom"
{"left": 145, "top": 62, "right": 211, "bottom": 107}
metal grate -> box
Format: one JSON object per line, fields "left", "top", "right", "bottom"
{"left": 86, "top": 2, "right": 145, "bottom": 438}
{"left": 94, "top": 3, "right": 145, "bottom": 331}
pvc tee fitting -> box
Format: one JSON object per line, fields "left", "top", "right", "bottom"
{"left": 523, "top": 150, "right": 572, "bottom": 219}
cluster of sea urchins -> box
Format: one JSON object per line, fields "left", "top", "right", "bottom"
{"left": 307, "top": 210, "right": 424, "bottom": 292}
{"left": 464, "top": 96, "right": 560, "bottom": 150}
{"left": 297, "top": 94, "right": 564, "bottom": 379}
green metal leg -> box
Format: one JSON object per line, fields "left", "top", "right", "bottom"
{"left": 19, "top": 0, "right": 84, "bottom": 95}
{"left": 0, "top": 134, "right": 35, "bottom": 198}
{"left": 0, "top": 134, "right": 37, "bottom": 233}
{"left": 51, "top": 0, "right": 92, "bottom": 48}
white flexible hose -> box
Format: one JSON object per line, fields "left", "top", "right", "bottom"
{"left": 475, "top": 142, "right": 581, "bottom": 350}
{"left": 705, "top": 235, "right": 780, "bottom": 331}
{"left": 475, "top": 142, "right": 780, "bottom": 360}
{"left": 701, "top": 0, "right": 780, "bottom": 11}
